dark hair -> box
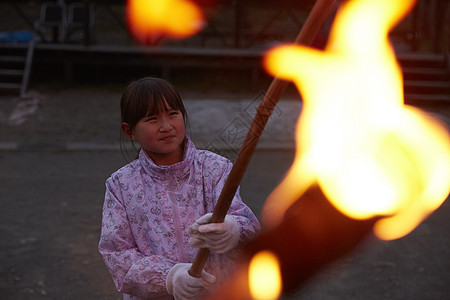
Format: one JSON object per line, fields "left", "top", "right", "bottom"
{"left": 121, "top": 77, "right": 187, "bottom": 129}
{"left": 119, "top": 77, "right": 189, "bottom": 161}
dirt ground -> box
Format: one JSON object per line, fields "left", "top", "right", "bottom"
{"left": 0, "top": 83, "right": 449, "bottom": 299}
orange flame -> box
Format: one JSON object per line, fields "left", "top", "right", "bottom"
{"left": 248, "top": 251, "right": 282, "bottom": 300}
{"left": 262, "top": 0, "right": 450, "bottom": 240}
{"left": 126, "top": 0, "right": 205, "bottom": 43}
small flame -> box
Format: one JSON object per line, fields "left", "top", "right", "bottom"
{"left": 126, "top": 0, "right": 205, "bottom": 43}
{"left": 248, "top": 251, "right": 282, "bottom": 300}
{"left": 262, "top": 0, "right": 450, "bottom": 240}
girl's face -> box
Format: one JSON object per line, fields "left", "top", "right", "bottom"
{"left": 124, "top": 103, "right": 186, "bottom": 166}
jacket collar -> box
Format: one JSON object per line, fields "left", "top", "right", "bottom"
{"left": 139, "top": 136, "right": 195, "bottom": 180}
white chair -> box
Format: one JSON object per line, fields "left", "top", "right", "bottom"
{"left": 34, "top": 2, "right": 67, "bottom": 43}
{"left": 66, "top": 2, "right": 95, "bottom": 43}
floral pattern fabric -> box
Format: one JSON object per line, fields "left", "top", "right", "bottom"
{"left": 98, "top": 137, "right": 260, "bottom": 299}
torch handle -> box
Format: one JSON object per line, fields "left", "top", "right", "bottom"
{"left": 188, "top": 0, "right": 337, "bottom": 278}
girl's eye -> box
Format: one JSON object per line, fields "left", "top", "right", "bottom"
{"left": 146, "top": 116, "right": 157, "bottom": 122}
{"left": 169, "top": 111, "right": 180, "bottom": 116}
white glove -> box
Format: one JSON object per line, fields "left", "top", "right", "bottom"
{"left": 166, "top": 263, "right": 216, "bottom": 300}
{"left": 189, "top": 213, "right": 240, "bottom": 253}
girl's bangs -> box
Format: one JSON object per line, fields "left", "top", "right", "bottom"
{"left": 144, "top": 91, "right": 185, "bottom": 118}
{"left": 145, "top": 96, "right": 171, "bottom": 118}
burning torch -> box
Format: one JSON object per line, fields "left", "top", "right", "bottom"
{"left": 205, "top": 0, "right": 450, "bottom": 298}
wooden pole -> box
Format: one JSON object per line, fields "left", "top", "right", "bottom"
{"left": 189, "top": 0, "right": 337, "bottom": 278}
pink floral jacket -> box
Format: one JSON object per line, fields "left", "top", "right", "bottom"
{"left": 98, "top": 137, "right": 260, "bottom": 299}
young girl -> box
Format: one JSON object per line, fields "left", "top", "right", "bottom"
{"left": 98, "top": 77, "right": 260, "bottom": 300}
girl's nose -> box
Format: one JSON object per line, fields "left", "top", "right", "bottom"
{"left": 158, "top": 116, "right": 172, "bottom": 132}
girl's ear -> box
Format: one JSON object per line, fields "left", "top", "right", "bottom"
{"left": 121, "top": 122, "right": 134, "bottom": 140}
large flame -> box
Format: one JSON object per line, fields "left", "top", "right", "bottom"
{"left": 126, "top": 0, "right": 205, "bottom": 43}
{"left": 262, "top": 0, "right": 450, "bottom": 240}
{"left": 248, "top": 251, "right": 282, "bottom": 300}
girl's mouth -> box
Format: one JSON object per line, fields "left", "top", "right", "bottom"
{"left": 160, "top": 135, "right": 175, "bottom": 142}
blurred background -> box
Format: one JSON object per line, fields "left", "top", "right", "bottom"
{"left": 0, "top": 0, "right": 449, "bottom": 299}
{"left": 0, "top": 0, "right": 448, "bottom": 91}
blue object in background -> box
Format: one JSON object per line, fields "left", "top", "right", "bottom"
{"left": 0, "top": 30, "right": 34, "bottom": 43}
